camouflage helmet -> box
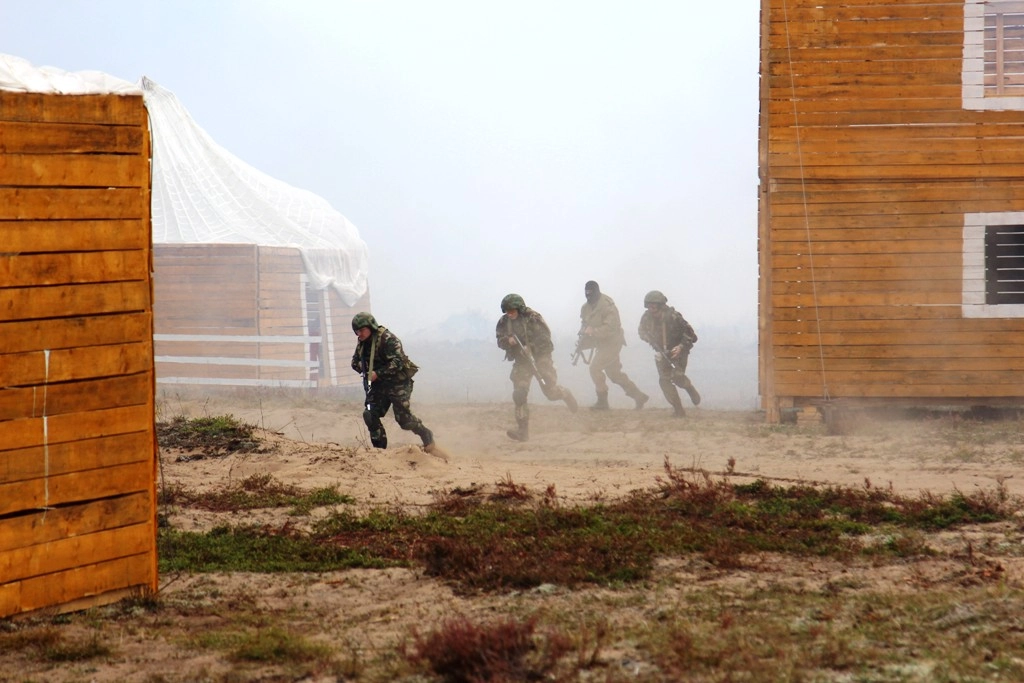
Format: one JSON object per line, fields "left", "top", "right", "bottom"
{"left": 350, "top": 311, "right": 379, "bottom": 332}
{"left": 501, "top": 293, "right": 526, "bottom": 313}
{"left": 643, "top": 290, "right": 668, "bottom": 306}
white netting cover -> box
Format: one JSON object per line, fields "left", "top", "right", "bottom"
{"left": 142, "top": 78, "right": 369, "bottom": 305}
{"left": 0, "top": 54, "right": 370, "bottom": 307}
{"left": 0, "top": 53, "right": 141, "bottom": 94}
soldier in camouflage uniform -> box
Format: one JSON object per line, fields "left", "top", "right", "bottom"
{"left": 577, "top": 280, "right": 649, "bottom": 410}
{"left": 351, "top": 312, "right": 438, "bottom": 452}
{"left": 637, "top": 290, "right": 701, "bottom": 417}
{"left": 496, "top": 293, "right": 578, "bottom": 441}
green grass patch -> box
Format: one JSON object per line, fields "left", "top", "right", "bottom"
{"left": 159, "top": 524, "right": 396, "bottom": 573}
{"left": 159, "top": 473, "right": 352, "bottom": 514}
{"left": 160, "top": 460, "right": 1018, "bottom": 594}
{"left": 157, "top": 414, "right": 267, "bottom": 457}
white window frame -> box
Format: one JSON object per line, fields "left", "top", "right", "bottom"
{"left": 963, "top": 212, "right": 1024, "bottom": 317}
{"left": 963, "top": 0, "right": 1024, "bottom": 110}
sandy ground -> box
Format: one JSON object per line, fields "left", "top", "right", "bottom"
{"left": 157, "top": 393, "right": 1024, "bottom": 513}
{"left": 9, "top": 392, "right": 1024, "bottom": 682}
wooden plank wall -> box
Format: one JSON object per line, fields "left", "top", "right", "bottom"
{"left": 0, "top": 91, "right": 158, "bottom": 616}
{"left": 153, "top": 244, "right": 363, "bottom": 388}
{"left": 760, "top": 0, "right": 1024, "bottom": 420}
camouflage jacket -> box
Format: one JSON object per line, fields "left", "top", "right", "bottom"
{"left": 638, "top": 306, "right": 697, "bottom": 353}
{"left": 496, "top": 307, "right": 555, "bottom": 361}
{"left": 351, "top": 327, "right": 419, "bottom": 383}
{"left": 579, "top": 293, "right": 626, "bottom": 349}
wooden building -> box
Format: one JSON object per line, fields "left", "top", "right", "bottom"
{"left": 0, "top": 91, "right": 158, "bottom": 616}
{"left": 759, "top": 0, "right": 1024, "bottom": 422}
{"left": 153, "top": 244, "right": 367, "bottom": 389}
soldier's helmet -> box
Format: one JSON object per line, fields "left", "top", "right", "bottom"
{"left": 501, "top": 293, "right": 526, "bottom": 313}
{"left": 643, "top": 290, "right": 668, "bottom": 306}
{"left": 351, "top": 311, "right": 379, "bottom": 332}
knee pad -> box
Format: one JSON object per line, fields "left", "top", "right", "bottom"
{"left": 362, "top": 408, "right": 375, "bottom": 428}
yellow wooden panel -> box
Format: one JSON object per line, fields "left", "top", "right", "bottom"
{"left": 766, "top": 0, "right": 956, "bottom": 16}
{"left": 0, "top": 313, "right": 151, "bottom": 354}
{"left": 1, "top": 220, "right": 149, "bottom": 252}
{"left": 0, "top": 553, "right": 156, "bottom": 618}
{"left": 775, "top": 356, "right": 1024, "bottom": 373}
{"left": 0, "top": 493, "right": 152, "bottom": 553}
{"left": 0, "top": 461, "right": 152, "bottom": 516}
{"left": 0, "top": 522, "right": 152, "bottom": 584}
{"left": 772, "top": 304, "right": 961, "bottom": 322}
{"left": 771, "top": 383, "right": 1024, "bottom": 399}
{"left": 766, "top": 109, "right": 1024, "bottom": 129}
{"left": 775, "top": 367, "right": 1024, "bottom": 387}
{"left": 0, "top": 154, "right": 149, "bottom": 188}
{"left": 772, "top": 329, "right": 1024, "bottom": 347}
{"left": 771, "top": 239, "right": 961, "bottom": 256}
{"left": 772, "top": 318, "right": 1024, "bottom": 334}
{"left": 0, "top": 120, "right": 144, "bottom": 154}
{"left": 0, "top": 432, "right": 152, "bottom": 483}
{"left": 769, "top": 213, "right": 967, "bottom": 230}
{"left": 0, "top": 281, "right": 150, "bottom": 322}
{"left": 0, "top": 92, "right": 146, "bottom": 125}
{"left": 771, "top": 279, "right": 959, "bottom": 296}
{"left": 0, "top": 343, "right": 151, "bottom": 386}
{"left": 0, "top": 188, "right": 147, "bottom": 220}
{"left": 772, "top": 263, "right": 961, "bottom": 279}
{"left": 0, "top": 373, "right": 152, "bottom": 421}
{"left": 772, "top": 347, "right": 1024, "bottom": 367}
{"left": 772, "top": 293, "right": 959, "bottom": 308}
{"left": 0, "top": 251, "right": 147, "bottom": 289}
{"left": 769, "top": 148, "right": 1024, "bottom": 169}
{"left": 45, "top": 404, "right": 153, "bottom": 443}
{"left": 773, "top": 252, "right": 957, "bottom": 269}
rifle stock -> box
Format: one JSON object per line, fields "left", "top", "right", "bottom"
{"left": 513, "top": 334, "right": 551, "bottom": 390}
{"left": 570, "top": 332, "right": 594, "bottom": 366}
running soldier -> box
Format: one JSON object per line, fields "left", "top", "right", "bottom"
{"left": 351, "top": 312, "right": 440, "bottom": 454}
{"left": 576, "top": 280, "right": 649, "bottom": 410}
{"left": 637, "top": 290, "right": 701, "bottom": 417}
{"left": 496, "top": 293, "right": 578, "bottom": 441}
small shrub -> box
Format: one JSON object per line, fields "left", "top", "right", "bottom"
{"left": 407, "top": 614, "right": 573, "bottom": 683}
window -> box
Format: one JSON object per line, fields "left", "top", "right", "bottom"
{"left": 963, "top": 1, "right": 1024, "bottom": 109}
{"left": 985, "top": 225, "right": 1024, "bottom": 303}
{"left": 963, "top": 212, "right": 1024, "bottom": 317}
{"left": 985, "top": 1, "right": 1024, "bottom": 94}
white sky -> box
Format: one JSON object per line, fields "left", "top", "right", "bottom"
{"left": 2, "top": 0, "right": 761, "bottom": 339}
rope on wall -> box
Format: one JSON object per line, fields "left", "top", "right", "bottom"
{"left": 781, "top": 0, "right": 830, "bottom": 402}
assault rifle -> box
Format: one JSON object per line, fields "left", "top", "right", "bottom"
{"left": 513, "top": 334, "right": 552, "bottom": 391}
{"left": 652, "top": 336, "right": 695, "bottom": 383}
{"left": 570, "top": 331, "right": 594, "bottom": 366}
{"left": 360, "top": 359, "right": 372, "bottom": 412}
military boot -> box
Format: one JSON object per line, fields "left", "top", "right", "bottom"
{"left": 633, "top": 391, "right": 650, "bottom": 411}
{"left": 506, "top": 418, "right": 529, "bottom": 442}
{"left": 682, "top": 378, "right": 701, "bottom": 406}
{"left": 562, "top": 388, "right": 579, "bottom": 413}
{"left": 591, "top": 391, "right": 610, "bottom": 410}
{"left": 670, "top": 400, "right": 686, "bottom": 418}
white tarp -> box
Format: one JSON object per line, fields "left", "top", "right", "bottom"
{"left": 0, "top": 54, "right": 370, "bottom": 306}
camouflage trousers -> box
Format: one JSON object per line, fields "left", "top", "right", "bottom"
{"left": 363, "top": 380, "right": 432, "bottom": 448}
{"left": 653, "top": 351, "right": 693, "bottom": 408}
{"left": 509, "top": 355, "right": 569, "bottom": 421}
{"left": 589, "top": 345, "right": 644, "bottom": 399}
